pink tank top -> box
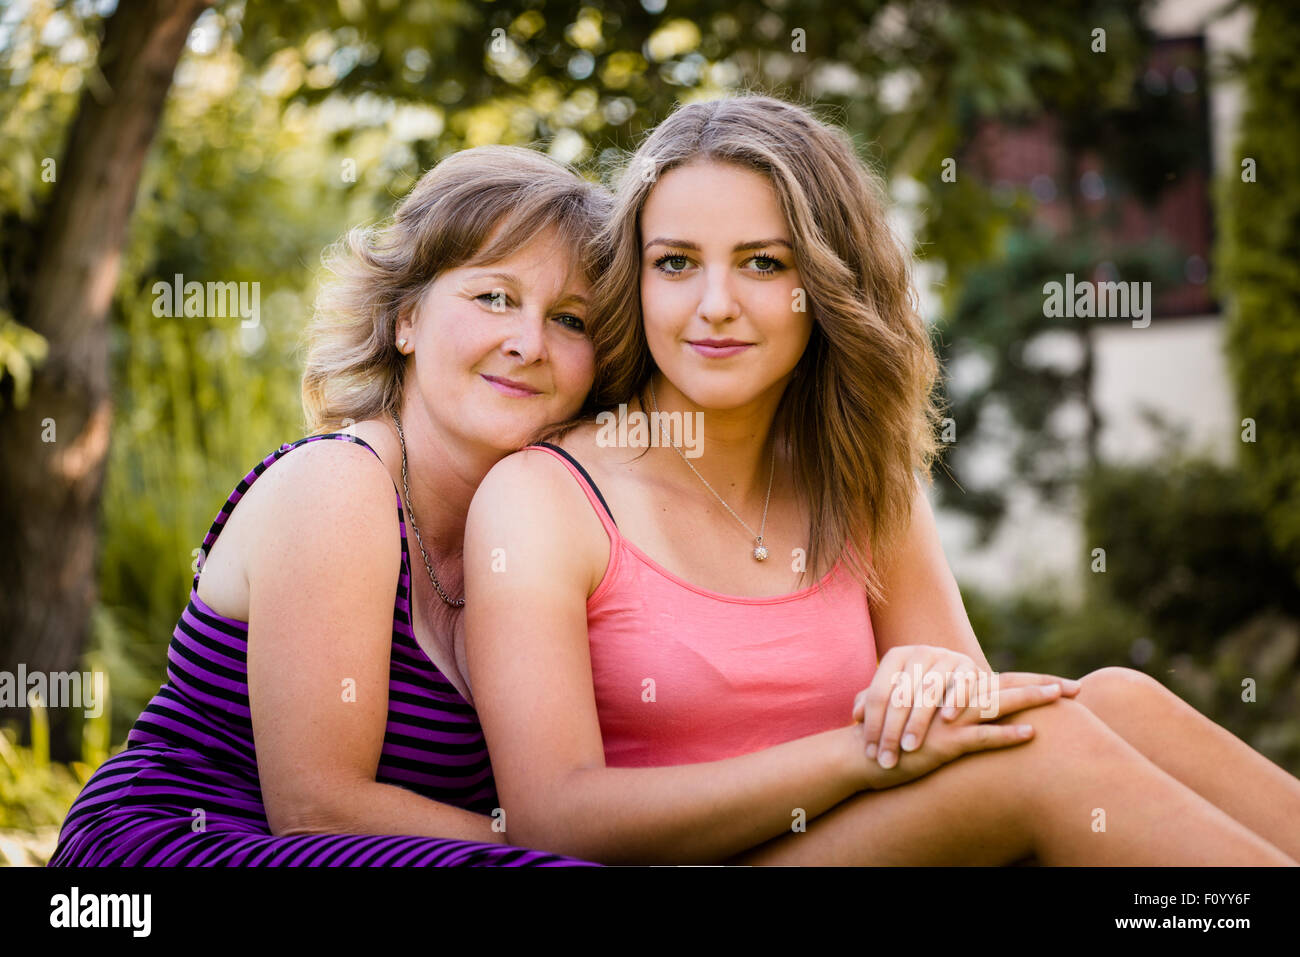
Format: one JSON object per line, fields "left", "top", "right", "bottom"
{"left": 528, "top": 443, "right": 878, "bottom": 768}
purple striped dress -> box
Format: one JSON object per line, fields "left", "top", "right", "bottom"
{"left": 49, "top": 433, "right": 598, "bottom": 866}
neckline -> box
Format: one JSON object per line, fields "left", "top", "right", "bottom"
{"left": 614, "top": 535, "right": 843, "bottom": 605}
{"left": 527, "top": 441, "right": 844, "bottom": 605}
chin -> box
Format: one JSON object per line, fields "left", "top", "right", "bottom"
{"left": 481, "top": 430, "right": 539, "bottom": 454}
{"left": 672, "top": 379, "right": 769, "bottom": 412}
{"left": 471, "top": 416, "right": 551, "bottom": 454}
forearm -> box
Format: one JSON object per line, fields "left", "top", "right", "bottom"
{"left": 508, "top": 725, "right": 860, "bottom": 865}
{"left": 276, "top": 780, "right": 506, "bottom": 845}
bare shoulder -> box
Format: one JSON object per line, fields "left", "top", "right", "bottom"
{"left": 197, "top": 437, "right": 401, "bottom": 619}
{"left": 467, "top": 442, "right": 610, "bottom": 596}
{"left": 471, "top": 445, "right": 590, "bottom": 530}
{"left": 250, "top": 438, "right": 395, "bottom": 518}
{"left": 240, "top": 438, "right": 401, "bottom": 583}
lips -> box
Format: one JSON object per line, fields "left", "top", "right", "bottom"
{"left": 481, "top": 374, "right": 542, "bottom": 397}
{"left": 688, "top": 338, "right": 754, "bottom": 358}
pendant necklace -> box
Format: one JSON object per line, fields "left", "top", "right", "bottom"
{"left": 648, "top": 382, "right": 775, "bottom": 562}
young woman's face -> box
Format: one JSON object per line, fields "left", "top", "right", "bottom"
{"left": 398, "top": 224, "right": 594, "bottom": 454}
{"left": 639, "top": 160, "right": 811, "bottom": 411}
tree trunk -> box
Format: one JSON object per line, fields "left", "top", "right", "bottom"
{"left": 0, "top": 0, "right": 213, "bottom": 755}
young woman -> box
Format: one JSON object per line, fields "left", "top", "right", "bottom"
{"left": 464, "top": 96, "right": 1300, "bottom": 866}
{"left": 50, "top": 146, "right": 608, "bottom": 866}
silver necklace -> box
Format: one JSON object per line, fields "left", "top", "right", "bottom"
{"left": 391, "top": 409, "right": 465, "bottom": 608}
{"left": 648, "top": 381, "right": 775, "bottom": 562}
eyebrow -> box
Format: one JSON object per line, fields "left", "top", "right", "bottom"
{"left": 468, "top": 271, "right": 588, "bottom": 307}
{"left": 642, "top": 238, "right": 794, "bottom": 253}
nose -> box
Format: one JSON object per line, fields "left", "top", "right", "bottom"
{"left": 697, "top": 265, "right": 740, "bottom": 325}
{"left": 500, "top": 307, "right": 548, "bottom": 365}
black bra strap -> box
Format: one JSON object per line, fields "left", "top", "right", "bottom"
{"left": 532, "top": 442, "right": 617, "bottom": 527}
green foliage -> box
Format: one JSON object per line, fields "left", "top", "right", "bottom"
{"left": 1082, "top": 454, "right": 1300, "bottom": 657}
{"left": 964, "top": 581, "right": 1147, "bottom": 679}
{"left": 0, "top": 0, "right": 99, "bottom": 408}
{"left": 0, "top": 312, "right": 47, "bottom": 408}
{"left": 1080, "top": 451, "right": 1300, "bottom": 774}
{"left": 969, "top": 580, "right": 1300, "bottom": 777}
{"left": 1219, "top": 0, "right": 1300, "bottom": 582}
{"left": 968, "top": 452, "right": 1300, "bottom": 777}
{"left": 0, "top": 661, "right": 115, "bottom": 865}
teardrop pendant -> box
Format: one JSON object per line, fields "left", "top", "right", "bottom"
{"left": 753, "top": 543, "right": 769, "bottom": 561}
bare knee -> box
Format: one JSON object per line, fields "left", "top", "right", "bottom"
{"left": 1074, "top": 666, "right": 1171, "bottom": 722}
{"left": 988, "top": 695, "right": 1126, "bottom": 766}
{"left": 1080, "top": 665, "right": 1163, "bottom": 695}
{"left": 901, "top": 698, "right": 1126, "bottom": 842}
{"left": 972, "top": 696, "right": 1147, "bottom": 836}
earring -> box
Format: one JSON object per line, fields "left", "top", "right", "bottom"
{"left": 397, "top": 337, "right": 408, "bottom": 351}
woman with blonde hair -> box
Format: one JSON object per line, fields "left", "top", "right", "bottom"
{"left": 51, "top": 145, "right": 608, "bottom": 866}
{"left": 465, "top": 95, "right": 1300, "bottom": 865}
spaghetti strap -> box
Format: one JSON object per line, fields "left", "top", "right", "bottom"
{"left": 528, "top": 442, "right": 618, "bottom": 530}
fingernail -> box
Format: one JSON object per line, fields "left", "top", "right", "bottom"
{"left": 865, "top": 743, "right": 877, "bottom": 759}
{"left": 942, "top": 706, "right": 956, "bottom": 719}
{"left": 901, "top": 734, "right": 917, "bottom": 752}
{"left": 1017, "top": 725, "right": 1033, "bottom": 736}
{"left": 878, "top": 749, "right": 896, "bottom": 769}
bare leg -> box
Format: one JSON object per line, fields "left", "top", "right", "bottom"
{"left": 1072, "top": 666, "right": 1300, "bottom": 860}
{"left": 726, "top": 698, "right": 1297, "bottom": 865}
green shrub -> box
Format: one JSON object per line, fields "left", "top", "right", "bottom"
{"left": 1219, "top": 0, "right": 1300, "bottom": 582}
{"left": 963, "top": 452, "right": 1300, "bottom": 776}
{"left": 1081, "top": 457, "right": 1300, "bottom": 657}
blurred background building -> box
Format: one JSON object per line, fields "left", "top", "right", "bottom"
{"left": 931, "top": 0, "right": 1250, "bottom": 596}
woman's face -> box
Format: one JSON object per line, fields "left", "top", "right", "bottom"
{"left": 639, "top": 160, "right": 812, "bottom": 412}
{"left": 398, "top": 224, "right": 594, "bottom": 455}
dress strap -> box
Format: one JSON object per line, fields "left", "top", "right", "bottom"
{"left": 192, "top": 432, "right": 403, "bottom": 591}
{"left": 526, "top": 442, "right": 619, "bottom": 533}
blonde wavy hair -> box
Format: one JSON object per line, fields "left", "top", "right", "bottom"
{"left": 546, "top": 95, "right": 946, "bottom": 605}
{"left": 302, "top": 145, "right": 612, "bottom": 433}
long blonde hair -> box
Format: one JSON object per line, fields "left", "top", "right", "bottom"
{"left": 551, "top": 95, "right": 945, "bottom": 605}
{"left": 302, "top": 145, "right": 612, "bottom": 433}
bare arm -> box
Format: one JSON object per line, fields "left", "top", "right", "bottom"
{"left": 464, "top": 450, "right": 882, "bottom": 865}
{"left": 853, "top": 477, "right": 1082, "bottom": 767}
{"left": 869, "top": 476, "right": 994, "bottom": 671}
{"left": 243, "top": 441, "right": 504, "bottom": 844}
